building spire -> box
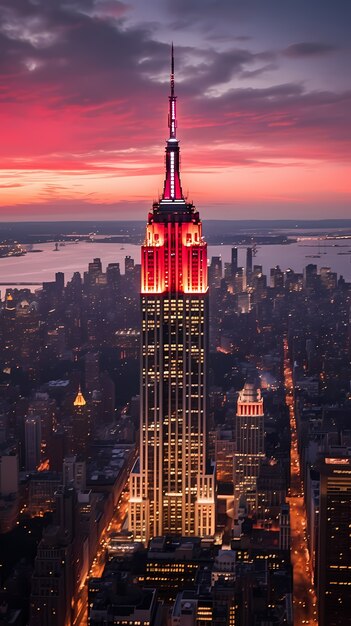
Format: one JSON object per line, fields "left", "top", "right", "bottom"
{"left": 168, "top": 42, "right": 176, "bottom": 140}
{"left": 171, "top": 42, "right": 175, "bottom": 98}
{"left": 162, "top": 43, "right": 183, "bottom": 202}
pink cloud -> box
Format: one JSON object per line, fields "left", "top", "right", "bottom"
{"left": 0, "top": 0, "right": 350, "bottom": 219}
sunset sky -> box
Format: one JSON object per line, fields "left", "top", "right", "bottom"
{"left": 0, "top": 0, "right": 350, "bottom": 221}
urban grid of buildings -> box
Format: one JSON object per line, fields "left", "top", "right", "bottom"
{"left": 0, "top": 51, "right": 350, "bottom": 626}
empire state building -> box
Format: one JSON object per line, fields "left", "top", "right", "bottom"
{"left": 129, "top": 47, "right": 215, "bottom": 544}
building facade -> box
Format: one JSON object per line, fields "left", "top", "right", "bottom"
{"left": 25, "top": 415, "right": 42, "bottom": 471}
{"left": 234, "top": 382, "right": 265, "bottom": 515}
{"left": 129, "top": 48, "right": 215, "bottom": 543}
{"left": 71, "top": 386, "right": 91, "bottom": 457}
{"left": 317, "top": 456, "right": 351, "bottom": 626}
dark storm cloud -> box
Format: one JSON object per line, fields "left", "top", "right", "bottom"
{"left": 284, "top": 42, "right": 338, "bottom": 58}
{"left": 179, "top": 48, "right": 265, "bottom": 92}
{"left": 164, "top": 0, "right": 351, "bottom": 64}
{"left": 0, "top": 0, "right": 350, "bottom": 168}
{"left": 0, "top": 0, "right": 173, "bottom": 147}
{"left": 0, "top": 0, "right": 275, "bottom": 107}
{"left": 166, "top": 0, "right": 351, "bottom": 21}
{"left": 165, "top": 0, "right": 244, "bottom": 20}
{"left": 0, "top": 0, "right": 167, "bottom": 79}
{"left": 173, "top": 80, "right": 351, "bottom": 166}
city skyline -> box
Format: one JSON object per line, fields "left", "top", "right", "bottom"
{"left": 0, "top": 0, "right": 350, "bottom": 220}
{"left": 1, "top": 22, "right": 351, "bottom": 626}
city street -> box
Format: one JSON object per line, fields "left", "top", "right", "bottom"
{"left": 284, "top": 338, "right": 317, "bottom": 626}
{"left": 73, "top": 487, "right": 129, "bottom": 626}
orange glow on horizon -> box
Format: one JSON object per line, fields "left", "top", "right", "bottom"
{"left": 1, "top": 159, "right": 350, "bottom": 220}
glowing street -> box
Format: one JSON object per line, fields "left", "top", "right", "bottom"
{"left": 284, "top": 338, "right": 317, "bottom": 626}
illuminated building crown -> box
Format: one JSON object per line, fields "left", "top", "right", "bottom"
{"left": 73, "top": 385, "right": 86, "bottom": 407}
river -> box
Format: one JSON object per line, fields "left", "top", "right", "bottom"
{"left": 0, "top": 238, "right": 350, "bottom": 296}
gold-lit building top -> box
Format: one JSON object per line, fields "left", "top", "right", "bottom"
{"left": 73, "top": 386, "right": 86, "bottom": 407}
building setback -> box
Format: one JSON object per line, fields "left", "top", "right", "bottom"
{"left": 234, "top": 381, "right": 265, "bottom": 517}
{"left": 129, "top": 47, "right": 215, "bottom": 543}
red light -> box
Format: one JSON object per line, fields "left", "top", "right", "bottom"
{"left": 141, "top": 220, "right": 208, "bottom": 294}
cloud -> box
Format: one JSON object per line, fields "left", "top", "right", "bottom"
{"left": 0, "top": 0, "right": 350, "bottom": 220}
{"left": 180, "top": 82, "right": 351, "bottom": 162}
{"left": 283, "top": 42, "right": 338, "bottom": 58}
{"left": 240, "top": 63, "right": 277, "bottom": 79}
{"left": 88, "top": 0, "right": 129, "bottom": 18}
{"left": 1, "top": 190, "right": 350, "bottom": 222}
{"left": 0, "top": 0, "right": 168, "bottom": 101}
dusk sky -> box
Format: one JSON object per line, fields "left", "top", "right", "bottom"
{"left": 0, "top": 0, "right": 350, "bottom": 221}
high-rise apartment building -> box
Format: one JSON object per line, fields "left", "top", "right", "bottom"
{"left": 234, "top": 381, "right": 265, "bottom": 514}
{"left": 129, "top": 48, "right": 215, "bottom": 544}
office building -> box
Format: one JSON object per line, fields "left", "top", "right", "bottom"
{"left": 25, "top": 415, "right": 42, "bottom": 471}
{"left": 246, "top": 247, "right": 253, "bottom": 285}
{"left": 129, "top": 47, "right": 215, "bottom": 543}
{"left": 317, "top": 456, "right": 351, "bottom": 626}
{"left": 231, "top": 247, "right": 238, "bottom": 278}
{"left": 85, "top": 351, "right": 100, "bottom": 394}
{"left": 234, "top": 381, "right": 265, "bottom": 515}
{"left": 209, "top": 256, "right": 223, "bottom": 289}
{"left": 72, "top": 386, "right": 91, "bottom": 458}
{"left": 0, "top": 446, "right": 19, "bottom": 533}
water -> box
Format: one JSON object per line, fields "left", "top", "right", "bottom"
{"left": 0, "top": 242, "right": 141, "bottom": 294}
{"left": 0, "top": 239, "right": 350, "bottom": 296}
{"left": 210, "top": 241, "right": 351, "bottom": 280}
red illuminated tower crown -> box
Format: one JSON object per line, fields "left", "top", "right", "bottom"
{"left": 130, "top": 47, "right": 215, "bottom": 543}
{"left": 141, "top": 45, "right": 208, "bottom": 295}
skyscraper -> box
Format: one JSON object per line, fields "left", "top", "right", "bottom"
{"left": 25, "top": 415, "right": 42, "bottom": 471}
{"left": 246, "top": 246, "right": 253, "bottom": 285}
{"left": 317, "top": 456, "right": 351, "bottom": 626}
{"left": 231, "top": 247, "right": 238, "bottom": 278}
{"left": 129, "top": 47, "right": 215, "bottom": 544}
{"left": 209, "top": 256, "right": 223, "bottom": 289}
{"left": 234, "top": 381, "right": 265, "bottom": 515}
{"left": 71, "top": 386, "right": 91, "bottom": 457}
{"left": 85, "top": 351, "right": 100, "bottom": 394}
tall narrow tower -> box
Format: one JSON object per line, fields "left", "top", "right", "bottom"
{"left": 129, "top": 47, "right": 215, "bottom": 544}
{"left": 72, "top": 386, "right": 91, "bottom": 458}
{"left": 234, "top": 381, "right": 265, "bottom": 514}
